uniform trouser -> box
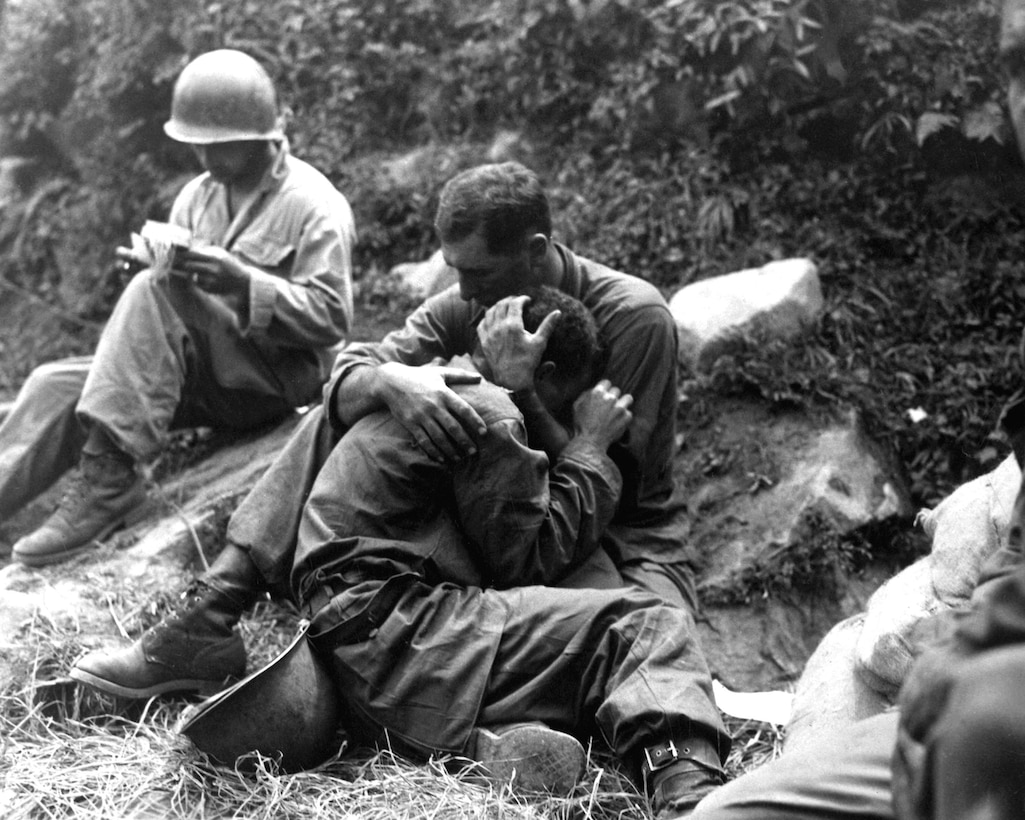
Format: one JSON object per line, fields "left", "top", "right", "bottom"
{"left": 0, "top": 269, "right": 309, "bottom": 518}
{"left": 0, "top": 358, "right": 90, "bottom": 518}
{"left": 309, "top": 580, "right": 730, "bottom": 767}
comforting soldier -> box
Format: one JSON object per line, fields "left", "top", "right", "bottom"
{"left": 2, "top": 49, "right": 354, "bottom": 567}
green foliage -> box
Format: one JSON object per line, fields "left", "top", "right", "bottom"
{"left": 856, "top": 2, "right": 1006, "bottom": 156}
{"left": 702, "top": 509, "right": 873, "bottom": 605}
{"left": 0, "top": 0, "right": 80, "bottom": 156}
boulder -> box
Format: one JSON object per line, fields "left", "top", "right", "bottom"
{"left": 691, "top": 404, "right": 913, "bottom": 592}
{"left": 685, "top": 398, "right": 914, "bottom": 689}
{"left": 670, "top": 259, "right": 823, "bottom": 372}
{"left": 389, "top": 248, "right": 456, "bottom": 300}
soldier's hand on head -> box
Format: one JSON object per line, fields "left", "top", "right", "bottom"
{"left": 571, "top": 379, "right": 633, "bottom": 452}
{"left": 377, "top": 362, "right": 486, "bottom": 463}
{"left": 477, "top": 295, "right": 560, "bottom": 392}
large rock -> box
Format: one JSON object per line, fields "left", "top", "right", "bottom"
{"left": 390, "top": 248, "right": 456, "bottom": 300}
{"left": 691, "top": 405, "right": 912, "bottom": 591}
{"left": 670, "top": 259, "right": 823, "bottom": 372}
{"left": 684, "top": 398, "right": 915, "bottom": 689}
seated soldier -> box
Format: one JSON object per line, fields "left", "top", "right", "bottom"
{"left": 291, "top": 287, "right": 729, "bottom": 816}
{"left": 1, "top": 49, "right": 354, "bottom": 566}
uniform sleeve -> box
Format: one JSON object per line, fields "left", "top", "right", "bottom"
{"left": 602, "top": 303, "right": 678, "bottom": 519}
{"left": 240, "top": 192, "right": 356, "bottom": 347}
{"left": 453, "top": 419, "right": 622, "bottom": 587}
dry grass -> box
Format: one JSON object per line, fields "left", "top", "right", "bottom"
{"left": 0, "top": 594, "right": 783, "bottom": 819}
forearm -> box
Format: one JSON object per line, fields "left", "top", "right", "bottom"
{"left": 510, "top": 387, "right": 570, "bottom": 460}
{"left": 333, "top": 364, "right": 391, "bottom": 428}
{"left": 327, "top": 291, "right": 474, "bottom": 430}
{"left": 457, "top": 426, "right": 621, "bottom": 587}
{"left": 524, "top": 440, "right": 621, "bottom": 583}
{"left": 244, "top": 268, "right": 351, "bottom": 346}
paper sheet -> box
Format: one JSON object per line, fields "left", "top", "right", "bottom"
{"left": 712, "top": 679, "right": 793, "bottom": 726}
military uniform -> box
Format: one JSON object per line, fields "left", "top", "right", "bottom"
{"left": 0, "top": 141, "right": 354, "bottom": 518}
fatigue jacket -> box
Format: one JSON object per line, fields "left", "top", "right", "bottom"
{"left": 169, "top": 139, "right": 355, "bottom": 401}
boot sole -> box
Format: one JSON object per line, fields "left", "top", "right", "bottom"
{"left": 69, "top": 666, "right": 232, "bottom": 699}
{"left": 469, "top": 724, "right": 586, "bottom": 794}
{"left": 12, "top": 500, "right": 148, "bottom": 568}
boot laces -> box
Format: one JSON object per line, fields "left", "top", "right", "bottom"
{"left": 149, "top": 582, "right": 212, "bottom": 638}
{"left": 47, "top": 473, "right": 93, "bottom": 526}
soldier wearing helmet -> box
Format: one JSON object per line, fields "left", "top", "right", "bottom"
{"left": 2, "top": 49, "right": 356, "bottom": 567}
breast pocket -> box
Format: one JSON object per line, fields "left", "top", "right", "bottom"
{"left": 232, "top": 236, "right": 295, "bottom": 275}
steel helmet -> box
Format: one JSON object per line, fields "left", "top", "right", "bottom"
{"left": 164, "top": 49, "right": 284, "bottom": 144}
{"left": 177, "top": 623, "right": 345, "bottom": 772}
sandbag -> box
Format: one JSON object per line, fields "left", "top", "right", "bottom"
{"left": 854, "top": 454, "right": 1020, "bottom": 694}
{"left": 924, "top": 453, "right": 1020, "bottom": 603}
{"left": 854, "top": 559, "right": 947, "bottom": 696}
{"left": 785, "top": 614, "right": 892, "bottom": 756}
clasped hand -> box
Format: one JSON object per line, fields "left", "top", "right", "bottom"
{"left": 572, "top": 380, "right": 633, "bottom": 451}
{"left": 172, "top": 246, "right": 250, "bottom": 296}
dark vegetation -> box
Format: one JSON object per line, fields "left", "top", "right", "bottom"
{"left": 0, "top": 0, "right": 1019, "bottom": 512}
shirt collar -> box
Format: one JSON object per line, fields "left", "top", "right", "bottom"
{"left": 261, "top": 138, "right": 290, "bottom": 191}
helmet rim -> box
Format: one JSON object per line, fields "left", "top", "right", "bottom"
{"left": 164, "top": 49, "right": 283, "bottom": 145}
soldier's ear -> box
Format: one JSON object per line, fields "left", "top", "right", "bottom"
{"left": 534, "top": 360, "right": 557, "bottom": 385}
{"left": 527, "top": 233, "right": 548, "bottom": 265}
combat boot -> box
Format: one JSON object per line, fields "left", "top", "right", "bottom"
{"left": 70, "top": 545, "right": 262, "bottom": 698}
{"left": 71, "top": 580, "right": 249, "bottom": 698}
{"left": 12, "top": 449, "right": 146, "bottom": 567}
{"left": 467, "top": 722, "right": 586, "bottom": 794}
{"left": 643, "top": 737, "right": 727, "bottom": 819}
